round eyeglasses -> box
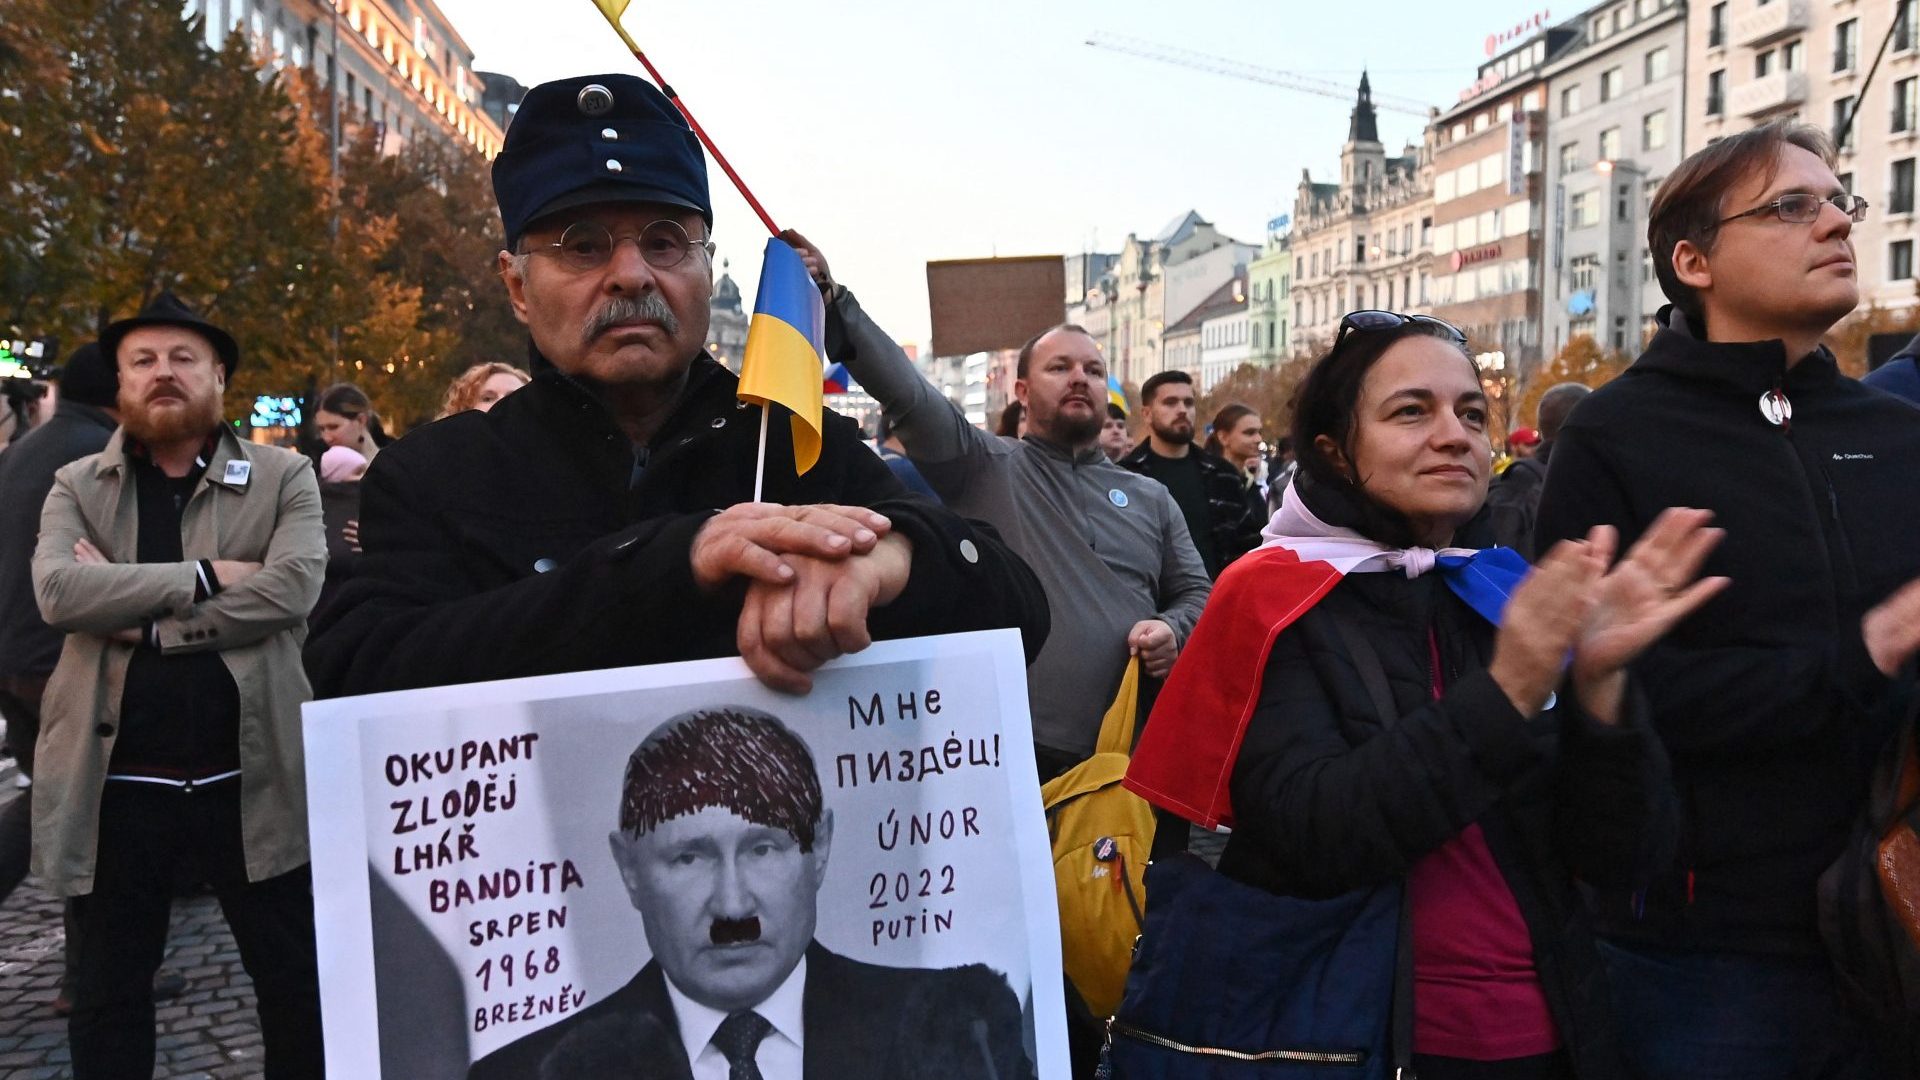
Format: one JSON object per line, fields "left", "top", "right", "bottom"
{"left": 527, "top": 219, "right": 715, "bottom": 272}
{"left": 1718, "top": 193, "right": 1869, "bottom": 226}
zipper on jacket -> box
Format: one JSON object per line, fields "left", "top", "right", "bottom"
{"left": 1816, "top": 462, "right": 1862, "bottom": 594}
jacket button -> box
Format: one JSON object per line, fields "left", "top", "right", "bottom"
{"left": 710, "top": 417, "right": 726, "bottom": 429}
{"left": 533, "top": 558, "right": 557, "bottom": 573}
{"left": 959, "top": 539, "right": 979, "bottom": 564}
{"left": 95, "top": 723, "right": 114, "bottom": 738}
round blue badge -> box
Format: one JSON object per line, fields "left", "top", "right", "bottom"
{"left": 1108, "top": 489, "right": 1129, "bottom": 508}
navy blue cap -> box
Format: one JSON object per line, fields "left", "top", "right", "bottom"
{"left": 491, "top": 74, "right": 711, "bottom": 251}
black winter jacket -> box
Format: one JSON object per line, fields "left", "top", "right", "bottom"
{"left": 305, "top": 353, "right": 1049, "bottom": 697}
{"left": 1219, "top": 570, "right": 1671, "bottom": 1080}
{"left": 1536, "top": 307, "right": 1920, "bottom": 955}
{"left": 1118, "top": 442, "right": 1266, "bottom": 577}
{"left": 0, "top": 401, "right": 117, "bottom": 678}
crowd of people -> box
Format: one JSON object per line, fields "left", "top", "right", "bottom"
{"left": 0, "top": 68, "right": 1914, "bottom": 1080}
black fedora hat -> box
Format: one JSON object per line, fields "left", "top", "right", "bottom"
{"left": 100, "top": 291, "right": 241, "bottom": 375}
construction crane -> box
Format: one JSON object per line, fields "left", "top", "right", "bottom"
{"left": 1085, "top": 32, "right": 1433, "bottom": 118}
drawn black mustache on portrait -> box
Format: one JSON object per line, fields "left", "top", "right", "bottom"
{"left": 710, "top": 916, "right": 761, "bottom": 945}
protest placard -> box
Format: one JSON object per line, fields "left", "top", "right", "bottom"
{"left": 304, "top": 629, "right": 1064, "bottom": 1079}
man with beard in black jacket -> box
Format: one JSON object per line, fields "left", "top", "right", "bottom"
{"left": 1537, "top": 120, "right": 1920, "bottom": 1079}
{"left": 304, "top": 74, "right": 1048, "bottom": 702}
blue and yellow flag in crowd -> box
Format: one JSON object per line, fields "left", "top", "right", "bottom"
{"left": 1107, "top": 374, "right": 1128, "bottom": 416}
{"left": 738, "top": 238, "right": 826, "bottom": 476}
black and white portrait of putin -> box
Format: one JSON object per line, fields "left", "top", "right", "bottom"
{"left": 469, "top": 706, "right": 1032, "bottom": 1080}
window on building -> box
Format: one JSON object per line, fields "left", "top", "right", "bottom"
{"left": 1560, "top": 142, "right": 1580, "bottom": 175}
{"left": 1570, "top": 254, "right": 1599, "bottom": 292}
{"left": 1839, "top": 171, "right": 1856, "bottom": 201}
{"left": 1505, "top": 202, "right": 1531, "bottom": 237}
{"left": 1295, "top": 256, "right": 1303, "bottom": 278}
{"left": 1599, "top": 127, "right": 1622, "bottom": 161}
{"left": 1834, "top": 18, "right": 1859, "bottom": 74}
{"left": 1434, "top": 221, "right": 1457, "bottom": 254}
{"left": 1617, "top": 183, "right": 1632, "bottom": 222}
{"left": 1644, "top": 46, "right": 1670, "bottom": 83}
{"left": 1479, "top": 152, "right": 1504, "bottom": 190}
{"left": 1897, "top": 78, "right": 1919, "bottom": 134}
{"left": 1708, "top": 2, "right": 1726, "bottom": 48}
{"left": 1756, "top": 50, "right": 1775, "bottom": 78}
{"left": 1707, "top": 70, "right": 1726, "bottom": 116}
{"left": 1894, "top": 159, "right": 1917, "bottom": 214}
{"left": 1523, "top": 89, "right": 1543, "bottom": 111}
{"left": 1310, "top": 251, "right": 1319, "bottom": 276}
{"left": 1473, "top": 112, "right": 1491, "bottom": 132}
{"left": 1403, "top": 223, "right": 1414, "bottom": 253}
{"left": 1899, "top": 1, "right": 1918, "bottom": 53}
{"left": 1356, "top": 235, "right": 1368, "bottom": 263}
{"left": 1783, "top": 39, "right": 1804, "bottom": 72}
{"left": 1571, "top": 190, "right": 1599, "bottom": 227}
{"left": 1451, "top": 122, "right": 1467, "bottom": 141}
{"left": 1643, "top": 109, "right": 1668, "bottom": 150}
{"left": 1436, "top": 169, "right": 1457, "bottom": 202}
{"left": 1421, "top": 217, "right": 1432, "bottom": 247}
{"left": 1600, "top": 67, "right": 1624, "bottom": 102}
{"left": 1834, "top": 96, "right": 1857, "bottom": 152}
{"left": 1893, "top": 240, "right": 1916, "bottom": 281}
{"left": 1562, "top": 84, "right": 1582, "bottom": 116}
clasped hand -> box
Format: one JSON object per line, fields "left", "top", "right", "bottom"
{"left": 689, "top": 503, "right": 912, "bottom": 693}
{"left": 1490, "top": 508, "right": 1728, "bottom": 724}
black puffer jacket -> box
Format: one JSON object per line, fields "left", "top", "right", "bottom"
{"left": 1220, "top": 485, "right": 1672, "bottom": 1080}
{"left": 305, "top": 352, "right": 1049, "bottom": 697}
{"left": 1118, "top": 442, "right": 1266, "bottom": 577}
{"left": 1537, "top": 306, "right": 1920, "bottom": 954}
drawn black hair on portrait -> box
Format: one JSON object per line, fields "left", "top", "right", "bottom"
{"left": 618, "top": 706, "right": 824, "bottom": 852}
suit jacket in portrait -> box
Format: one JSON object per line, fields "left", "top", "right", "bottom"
{"left": 467, "top": 942, "right": 1034, "bottom": 1080}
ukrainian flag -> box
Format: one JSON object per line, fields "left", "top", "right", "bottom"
{"left": 738, "top": 238, "right": 826, "bottom": 475}
{"left": 1107, "top": 374, "right": 1128, "bottom": 416}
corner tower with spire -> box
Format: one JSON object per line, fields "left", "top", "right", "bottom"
{"left": 1341, "top": 71, "right": 1388, "bottom": 200}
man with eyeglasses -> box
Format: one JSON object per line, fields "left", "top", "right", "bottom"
{"left": 305, "top": 75, "right": 1047, "bottom": 712}
{"left": 1538, "top": 120, "right": 1920, "bottom": 1078}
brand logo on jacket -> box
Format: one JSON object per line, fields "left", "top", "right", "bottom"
{"left": 1832, "top": 452, "right": 1875, "bottom": 461}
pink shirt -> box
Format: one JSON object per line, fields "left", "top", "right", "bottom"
{"left": 1408, "top": 630, "right": 1560, "bottom": 1060}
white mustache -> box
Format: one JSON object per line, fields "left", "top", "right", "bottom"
{"left": 584, "top": 294, "right": 679, "bottom": 345}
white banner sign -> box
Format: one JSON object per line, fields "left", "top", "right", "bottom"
{"left": 304, "top": 630, "right": 1065, "bottom": 1080}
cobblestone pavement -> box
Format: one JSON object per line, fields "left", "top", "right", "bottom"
{"left": 0, "top": 774, "right": 267, "bottom": 1079}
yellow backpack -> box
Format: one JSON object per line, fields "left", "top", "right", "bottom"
{"left": 1040, "top": 658, "right": 1157, "bottom": 1018}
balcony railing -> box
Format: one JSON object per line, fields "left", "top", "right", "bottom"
{"left": 1731, "top": 71, "right": 1809, "bottom": 119}
{"left": 1731, "top": 0, "right": 1809, "bottom": 49}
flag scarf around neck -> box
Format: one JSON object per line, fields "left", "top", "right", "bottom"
{"left": 738, "top": 238, "right": 827, "bottom": 475}
{"left": 1123, "top": 481, "right": 1531, "bottom": 830}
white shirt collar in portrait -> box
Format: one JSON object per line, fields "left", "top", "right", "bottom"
{"left": 666, "top": 954, "right": 807, "bottom": 1080}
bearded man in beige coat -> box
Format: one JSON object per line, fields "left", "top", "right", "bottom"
{"left": 32, "top": 292, "right": 326, "bottom": 1079}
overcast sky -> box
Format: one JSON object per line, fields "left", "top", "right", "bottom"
{"left": 438, "top": 0, "right": 1553, "bottom": 347}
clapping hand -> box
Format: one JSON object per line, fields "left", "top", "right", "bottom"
{"left": 1570, "top": 508, "right": 1728, "bottom": 722}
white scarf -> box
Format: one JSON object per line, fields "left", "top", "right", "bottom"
{"left": 1259, "top": 477, "right": 1477, "bottom": 579}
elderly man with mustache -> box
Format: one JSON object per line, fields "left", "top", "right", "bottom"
{"left": 304, "top": 74, "right": 1046, "bottom": 707}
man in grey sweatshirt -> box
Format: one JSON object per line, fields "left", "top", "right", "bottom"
{"left": 788, "top": 233, "right": 1211, "bottom": 779}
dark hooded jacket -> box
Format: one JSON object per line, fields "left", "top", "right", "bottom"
{"left": 304, "top": 351, "right": 1048, "bottom": 697}
{"left": 1536, "top": 306, "right": 1920, "bottom": 955}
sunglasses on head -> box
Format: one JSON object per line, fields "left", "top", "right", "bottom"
{"left": 1335, "top": 310, "right": 1468, "bottom": 350}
